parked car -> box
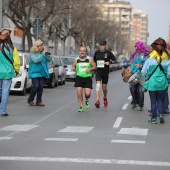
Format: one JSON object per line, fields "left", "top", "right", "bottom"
{"left": 44, "top": 56, "right": 59, "bottom": 88}
{"left": 10, "top": 52, "right": 32, "bottom": 95}
{"left": 117, "top": 60, "right": 123, "bottom": 70}
{"left": 65, "top": 54, "right": 77, "bottom": 58}
{"left": 61, "top": 56, "right": 76, "bottom": 81}
{"left": 52, "top": 55, "right": 67, "bottom": 85}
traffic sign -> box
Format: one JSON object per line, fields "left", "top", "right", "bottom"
{"left": 33, "top": 17, "right": 43, "bottom": 40}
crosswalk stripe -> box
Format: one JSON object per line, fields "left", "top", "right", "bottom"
{"left": 44, "top": 138, "right": 79, "bottom": 141}
{"left": 111, "top": 140, "right": 145, "bottom": 144}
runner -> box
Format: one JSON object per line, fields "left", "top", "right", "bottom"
{"left": 72, "top": 47, "right": 97, "bottom": 112}
{"left": 93, "top": 40, "right": 117, "bottom": 108}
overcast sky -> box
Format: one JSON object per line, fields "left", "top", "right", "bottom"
{"left": 126, "top": 0, "right": 170, "bottom": 45}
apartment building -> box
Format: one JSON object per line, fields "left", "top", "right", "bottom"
{"left": 167, "top": 24, "right": 170, "bottom": 44}
{"left": 131, "top": 10, "right": 148, "bottom": 45}
{"left": 96, "top": 0, "right": 132, "bottom": 38}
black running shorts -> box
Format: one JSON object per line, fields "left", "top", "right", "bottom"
{"left": 74, "top": 76, "right": 93, "bottom": 89}
{"left": 95, "top": 72, "right": 109, "bottom": 84}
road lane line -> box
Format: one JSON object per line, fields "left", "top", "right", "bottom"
{"left": 113, "top": 117, "right": 122, "bottom": 128}
{"left": 44, "top": 138, "right": 79, "bottom": 142}
{"left": 0, "top": 137, "right": 13, "bottom": 141}
{"left": 122, "top": 104, "right": 128, "bottom": 110}
{"left": 0, "top": 156, "right": 170, "bottom": 167}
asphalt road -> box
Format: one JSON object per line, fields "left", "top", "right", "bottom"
{"left": 0, "top": 69, "right": 170, "bottom": 170}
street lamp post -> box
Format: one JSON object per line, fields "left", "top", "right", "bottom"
{"left": 0, "top": 0, "right": 3, "bottom": 31}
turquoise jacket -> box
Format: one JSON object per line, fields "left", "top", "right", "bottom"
{"left": 28, "top": 52, "right": 51, "bottom": 79}
{"left": 141, "top": 58, "right": 170, "bottom": 91}
{"left": 0, "top": 44, "right": 20, "bottom": 79}
{"left": 130, "top": 53, "right": 148, "bottom": 74}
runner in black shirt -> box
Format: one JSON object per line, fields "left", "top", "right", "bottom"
{"left": 93, "top": 40, "right": 117, "bottom": 108}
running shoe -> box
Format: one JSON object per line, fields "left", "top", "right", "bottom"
{"left": 78, "top": 107, "right": 84, "bottom": 112}
{"left": 103, "top": 97, "right": 108, "bottom": 107}
{"left": 85, "top": 100, "right": 90, "bottom": 109}
{"left": 95, "top": 101, "right": 100, "bottom": 108}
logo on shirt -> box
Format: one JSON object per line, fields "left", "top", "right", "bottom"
{"left": 104, "top": 53, "right": 107, "bottom": 58}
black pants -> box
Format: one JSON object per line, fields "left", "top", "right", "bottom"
{"left": 131, "top": 83, "right": 144, "bottom": 107}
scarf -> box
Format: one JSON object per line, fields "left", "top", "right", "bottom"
{"left": 149, "top": 50, "right": 169, "bottom": 63}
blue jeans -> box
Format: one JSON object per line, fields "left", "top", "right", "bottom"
{"left": 149, "top": 90, "right": 165, "bottom": 119}
{"left": 163, "top": 86, "right": 169, "bottom": 113}
{"left": 28, "top": 77, "right": 44, "bottom": 104}
{"left": 0, "top": 79, "right": 12, "bottom": 114}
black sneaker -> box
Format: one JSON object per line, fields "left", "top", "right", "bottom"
{"left": 132, "top": 104, "right": 138, "bottom": 109}
{"left": 159, "top": 114, "right": 165, "bottom": 123}
{"left": 164, "top": 112, "right": 169, "bottom": 114}
{"left": 1, "top": 113, "right": 9, "bottom": 117}
{"left": 139, "top": 107, "right": 143, "bottom": 111}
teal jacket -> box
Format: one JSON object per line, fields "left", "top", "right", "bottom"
{"left": 141, "top": 58, "right": 170, "bottom": 91}
{"left": 0, "top": 44, "right": 20, "bottom": 79}
{"left": 130, "top": 53, "right": 148, "bottom": 74}
{"left": 28, "top": 52, "right": 51, "bottom": 79}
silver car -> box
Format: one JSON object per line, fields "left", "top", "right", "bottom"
{"left": 61, "top": 56, "right": 76, "bottom": 81}
{"left": 10, "top": 52, "right": 32, "bottom": 95}
{"left": 52, "top": 55, "right": 67, "bottom": 85}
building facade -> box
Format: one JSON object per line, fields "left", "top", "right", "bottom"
{"left": 131, "top": 10, "right": 148, "bottom": 45}
{"left": 96, "top": 0, "right": 132, "bottom": 38}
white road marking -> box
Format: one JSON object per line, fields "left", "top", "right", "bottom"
{"left": 3, "top": 99, "right": 77, "bottom": 138}
{"left": 0, "top": 137, "right": 13, "bottom": 141}
{"left": 111, "top": 140, "right": 145, "bottom": 144}
{"left": 128, "top": 96, "right": 132, "bottom": 100}
{"left": 122, "top": 104, "right": 128, "bottom": 110}
{"left": 117, "top": 128, "right": 148, "bottom": 136}
{"left": 0, "top": 156, "right": 170, "bottom": 167}
{"left": 44, "top": 138, "right": 79, "bottom": 142}
{"left": 0, "top": 125, "right": 39, "bottom": 132}
{"left": 113, "top": 117, "right": 122, "bottom": 128}
{"left": 58, "top": 126, "right": 94, "bottom": 133}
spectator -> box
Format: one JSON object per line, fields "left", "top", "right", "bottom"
{"left": 129, "top": 41, "right": 149, "bottom": 111}
{"left": 27, "top": 40, "right": 51, "bottom": 107}
{"left": 141, "top": 38, "right": 170, "bottom": 124}
{"left": 0, "top": 29, "right": 20, "bottom": 117}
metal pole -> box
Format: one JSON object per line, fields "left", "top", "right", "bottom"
{"left": 36, "top": 18, "right": 39, "bottom": 40}
{"left": 0, "top": 0, "right": 3, "bottom": 31}
{"left": 92, "top": 32, "right": 95, "bottom": 53}
{"left": 67, "top": 0, "right": 71, "bottom": 54}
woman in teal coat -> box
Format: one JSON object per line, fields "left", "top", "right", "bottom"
{"left": 141, "top": 38, "right": 170, "bottom": 124}
{"left": 27, "top": 40, "right": 51, "bottom": 107}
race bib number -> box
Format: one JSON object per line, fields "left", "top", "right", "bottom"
{"left": 97, "top": 60, "right": 105, "bottom": 68}
{"left": 79, "top": 63, "right": 88, "bottom": 71}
